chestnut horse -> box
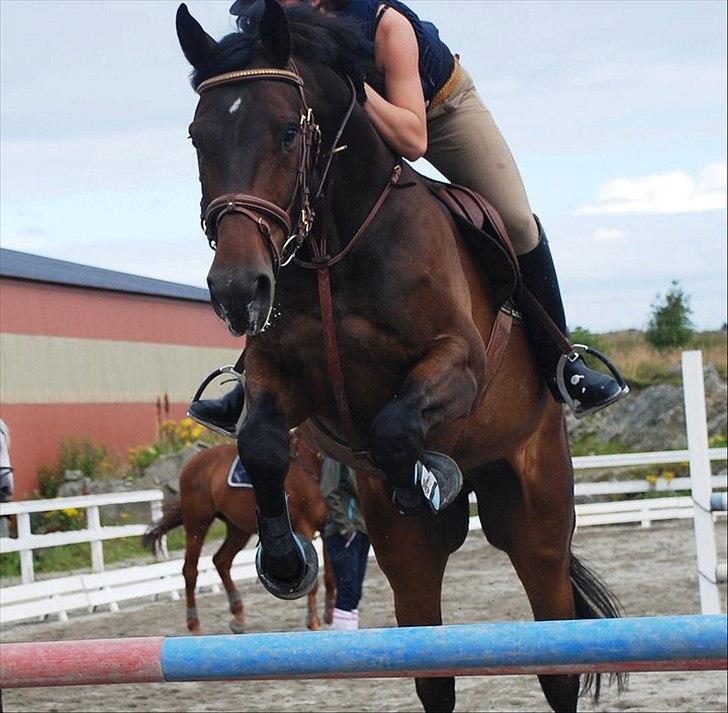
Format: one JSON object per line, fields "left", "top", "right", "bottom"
{"left": 143, "top": 435, "right": 334, "bottom": 634}
{"left": 176, "top": 2, "right": 623, "bottom": 710}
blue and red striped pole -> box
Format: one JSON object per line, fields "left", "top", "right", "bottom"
{"left": 1, "top": 615, "right": 726, "bottom": 688}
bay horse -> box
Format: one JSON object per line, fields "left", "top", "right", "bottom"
{"left": 143, "top": 434, "right": 334, "bottom": 634}
{"left": 175, "top": 2, "right": 623, "bottom": 710}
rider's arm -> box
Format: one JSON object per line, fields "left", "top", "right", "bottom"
{"left": 363, "top": 9, "right": 427, "bottom": 161}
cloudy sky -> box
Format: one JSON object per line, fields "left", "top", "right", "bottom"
{"left": 1, "top": 0, "right": 726, "bottom": 331}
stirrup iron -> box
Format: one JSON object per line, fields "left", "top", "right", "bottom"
{"left": 556, "top": 344, "right": 629, "bottom": 419}
{"left": 188, "top": 365, "right": 247, "bottom": 437}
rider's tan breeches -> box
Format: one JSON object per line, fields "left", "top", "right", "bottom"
{"left": 425, "top": 64, "right": 540, "bottom": 255}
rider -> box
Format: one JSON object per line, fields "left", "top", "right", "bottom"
{"left": 189, "top": 0, "right": 627, "bottom": 507}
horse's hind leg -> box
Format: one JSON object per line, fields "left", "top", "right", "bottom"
{"left": 183, "top": 518, "right": 214, "bottom": 634}
{"left": 212, "top": 523, "right": 251, "bottom": 634}
{"left": 357, "top": 475, "right": 469, "bottom": 713}
{"left": 322, "top": 539, "right": 336, "bottom": 625}
{"left": 474, "top": 421, "right": 581, "bottom": 713}
{"left": 296, "top": 520, "right": 323, "bottom": 631}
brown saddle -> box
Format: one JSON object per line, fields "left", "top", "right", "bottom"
{"left": 426, "top": 179, "right": 521, "bottom": 310}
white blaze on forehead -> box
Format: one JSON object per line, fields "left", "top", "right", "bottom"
{"left": 228, "top": 97, "right": 242, "bottom": 114}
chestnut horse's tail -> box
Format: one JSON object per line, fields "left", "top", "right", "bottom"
{"left": 570, "top": 553, "right": 627, "bottom": 699}
{"left": 143, "top": 500, "right": 183, "bottom": 556}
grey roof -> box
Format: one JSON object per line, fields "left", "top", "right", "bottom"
{"left": 0, "top": 248, "right": 210, "bottom": 302}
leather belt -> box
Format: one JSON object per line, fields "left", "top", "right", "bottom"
{"left": 427, "top": 56, "right": 462, "bottom": 112}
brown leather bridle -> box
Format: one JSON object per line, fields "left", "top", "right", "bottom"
{"left": 197, "top": 66, "right": 356, "bottom": 273}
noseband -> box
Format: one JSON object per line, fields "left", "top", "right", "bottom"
{"left": 197, "top": 66, "right": 355, "bottom": 273}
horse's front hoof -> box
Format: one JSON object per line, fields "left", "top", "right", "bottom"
{"left": 255, "top": 532, "right": 319, "bottom": 601}
{"left": 229, "top": 618, "right": 246, "bottom": 634}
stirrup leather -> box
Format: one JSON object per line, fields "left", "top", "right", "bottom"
{"left": 556, "top": 344, "right": 629, "bottom": 419}
{"left": 188, "top": 365, "right": 247, "bottom": 438}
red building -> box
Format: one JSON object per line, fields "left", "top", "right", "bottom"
{"left": 0, "top": 248, "right": 242, "bottom": 498}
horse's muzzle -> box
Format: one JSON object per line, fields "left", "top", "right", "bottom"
{"left": 208, "top": 268, "right": 274, "bottom": 337}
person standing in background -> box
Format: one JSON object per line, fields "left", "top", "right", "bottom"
{"left": 319, "top": 457, "right": 370, "bottom": 630}
{"left": 0, "top": 419, "right": 15, "bottom": 538}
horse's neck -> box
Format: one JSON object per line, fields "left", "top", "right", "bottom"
{"left": 325, "top": 109, "right": 397, "bottom": 254}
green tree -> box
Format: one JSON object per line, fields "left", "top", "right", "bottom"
{"left": 646, "top": 280, "right": 694, "bottom": 350}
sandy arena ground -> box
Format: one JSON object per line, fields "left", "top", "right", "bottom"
{"left": 1, "top": 520, "right": 726, "bottom": 712}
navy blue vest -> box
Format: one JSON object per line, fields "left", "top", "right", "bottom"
{"left": 338, "top": 0, "right": 455, "bottom": 103}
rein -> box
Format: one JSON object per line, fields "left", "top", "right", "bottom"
{"left": 197, "top": 64, "right": 405, "bottom": 449}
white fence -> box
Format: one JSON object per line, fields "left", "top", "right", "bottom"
{"left": 0, "top": 351, "right": 725, "bottom": 624}
{"left": 0, "top": 490, "right": 167, "bottom": 586}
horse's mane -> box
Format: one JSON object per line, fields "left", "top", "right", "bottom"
{"left": 191, "top": 4, "right": 373, "bottom": 92}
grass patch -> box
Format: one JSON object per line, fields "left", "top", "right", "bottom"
{"left": 594, "top": 329, "right": 726, "bottom": 389}
{"left": 0, "top": 520, "right": 227, "bottom": 579}
{"left": 569, "top": 433, "right": 632, "bottom": 457}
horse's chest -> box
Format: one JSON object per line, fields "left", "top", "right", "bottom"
{"left": 273, "top": 314, "right": 415, "bottom": 411}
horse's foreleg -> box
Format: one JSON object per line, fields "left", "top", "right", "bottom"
{"left": 370, "top": 334, "right": 482, "bottom": 489}
{"left": 238, "top": 390, "right": 317, "bottom": 600}
{"left": 356, "top": 475, "right": 468, "bottom": 713}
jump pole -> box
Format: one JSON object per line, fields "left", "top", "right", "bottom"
{"left": 1, "top": 615, "right": 726, "bottom": 689}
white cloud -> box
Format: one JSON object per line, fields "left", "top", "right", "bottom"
{"left": 576, "top": 163, "right": 727, "bottom": 215}
{"left": 591, "top": 228, "right": 626, "bottom": 242}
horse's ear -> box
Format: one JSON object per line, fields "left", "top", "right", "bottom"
{"left": 176, "top": 4, "right": 218, "bottom": 69}
{"left": 259, "top": 0, "right": 290, "bottom": 68}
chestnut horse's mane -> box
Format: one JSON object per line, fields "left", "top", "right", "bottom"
{"left": 190, "top": 4, "right": 372, "bottom": 91}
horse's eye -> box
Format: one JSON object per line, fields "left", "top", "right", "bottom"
{"left": 282, "top": 124, "right": 300, "bottom": 148}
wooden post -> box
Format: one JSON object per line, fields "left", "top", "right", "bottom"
{"left": 16, "top": 512, "right": 34, "bottom": 584}
{"left": 87, "top": 506, "right": 104, "bottom": 573}
{"left": 682, "top": 350, "right": 722, "bottom": 615}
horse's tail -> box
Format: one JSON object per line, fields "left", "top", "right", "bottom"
{"left": 570, "top": 552, "right": 627, "bottom": 700}
{"left": 143, "top": 499, "right": 183, "bottom": 556}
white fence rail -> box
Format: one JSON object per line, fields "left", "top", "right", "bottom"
{"left": 0, "top": 490, "right": 167, "bottom": 585}
{"left": 0, "top": 352, "right": 726, "bottom": 624}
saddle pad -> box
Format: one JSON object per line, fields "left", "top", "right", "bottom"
{"left": 227, "top": 456, "right": 254, "bottom": 488}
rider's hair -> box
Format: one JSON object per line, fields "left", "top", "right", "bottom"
{"left": 194, "top": 3, "right": 372, "bottom": 93}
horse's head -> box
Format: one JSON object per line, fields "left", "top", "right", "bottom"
{"left": 0, "top": 419, "right": 14, "bottom": 503}
{"left": 177, "top": 1, "right": 299, "bottom": 335}
{"left": 177, "top": 1, "right": 369, "bottom": 336}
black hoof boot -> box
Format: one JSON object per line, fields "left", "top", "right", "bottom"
{"left": 188, "top": 367, "right": 246, "bottom": 437}
{"left": 393, "top": 451, "right": 463, "bottom": 516}
{"left": 255, "top": 508, "right": 319, "bottom": 601}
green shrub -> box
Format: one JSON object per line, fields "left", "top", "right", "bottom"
{"left": 128, "top": 418, "right": 224, "bottom": 474}
{"left": 36, "top": 437, "right": 122, "bottom": 499}
{"left": 646, "top": 280, "right": 694, "bottom": 350}
{"left": 569, "top": 326, "right": 606, "bottom": 354}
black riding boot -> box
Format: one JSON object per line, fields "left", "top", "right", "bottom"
{"left": 518, "top": 218, "right": 627, "bottom": 418}
{"left": 188, "top": 381, "right": 245, "bottom": 436}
